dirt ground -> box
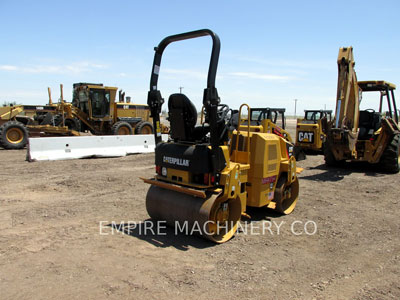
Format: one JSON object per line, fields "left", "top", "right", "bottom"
{"left": 0, "top": 121, "right": 399, "bottom": 299}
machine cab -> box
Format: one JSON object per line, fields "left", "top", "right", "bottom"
{"left": 72, "top": 83, "right": 117, "bottom": 120}
{"left": 303, "top": 110, "right": 332, "bottom": 124}
{"left": 249, "top": 107, "right": 286, "bottom": 128}
{"left": 357, "top": 81, "right": 398, "bottom": 140}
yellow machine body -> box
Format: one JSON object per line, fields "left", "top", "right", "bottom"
{"left": 69, "top": 83, "right": 153, "bottom": 135}
{"left": 116, "top": 103, "right": 150, "bottom": 120}
{"left": 295, "top": 110, "right": 332, "bottom": 152}
{"left": 143, "top": 104, "right": 299, "bottom": 243}
{"left": 241, "top": 118, "right": 294, "bottom": 143}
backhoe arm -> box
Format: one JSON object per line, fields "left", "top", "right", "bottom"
{"left": 335, "top": 47, "right": 360, "bottom": 132}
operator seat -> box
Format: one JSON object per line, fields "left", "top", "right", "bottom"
{"left": 168, "top": 93, "right": 197, "bottom": 141}
{"left": 358, "top": 110, "right": 382, "bottom": 140}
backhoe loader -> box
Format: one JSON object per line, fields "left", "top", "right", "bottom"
{"left": 141, "top": 29, "right": 300, "bottom": 243}
{"left": 324, "top": 47, "right": 400, "bottom": 173}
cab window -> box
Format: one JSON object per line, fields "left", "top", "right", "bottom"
{"left": 90, "top": 89, "right": 110, "bottom": 117}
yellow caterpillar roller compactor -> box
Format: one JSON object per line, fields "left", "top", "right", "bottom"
{"left": 324, "top": 47, "right": 400, "bottom": 172}
{"left": 141, "top": 29, "right": 300, "bottom": 243}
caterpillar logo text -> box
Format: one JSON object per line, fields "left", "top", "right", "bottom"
{"left": 298, "top": 132, "right": 314, "bottom": 143}
{"left": 163, "top": 156, "right": 190, "bottom": 167}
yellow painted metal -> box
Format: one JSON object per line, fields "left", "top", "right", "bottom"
{"left": 27, "top": 125, "right": 80, "bottom": 136}
{"left": 295, "top": 118, "right": 325, "bottom": 151}
{"left": 231, "top": 104, "right": 251, "bottom": 164}
{"left": 6, "top": 127, "right": 24, "bottom": 144}
{"left": 143, "top": 103, "right": 300, "bottom": 243}
{"left": 117, "top": 125, "right": 130, "bottom": 135}
{"left": 239, "top": 114, "right": 294, "bottom": 144}
{"left": 0, "top": 106, "right": 24, "bottom": 125}
{"left": 116, "top": 103, "right": 150, "bottom": 120}
{"left": 268, "top": 176, "right": 299, "bottom": 215}
{"left": 336, "top": 47, "right": 360, "bottom": 134}
{"left": 358, "top": 80, "right": 396, "bottom": 90}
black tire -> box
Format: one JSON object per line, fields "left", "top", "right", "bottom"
{"left": 0, "top": 121, "right": 29, "bottom": 149}
{"left": 64, "top": 118, "right": 81, "bottom": 132}
{"left": 379, "top": 134, "right": 400, "bottom": 173}
{"left": 135, "top": 121, "right": 153, "bottom": 135}
{"left": 111, "top": 121, "right": 133, "bottom": 135}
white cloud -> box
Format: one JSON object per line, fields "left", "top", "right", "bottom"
{"left": 0, "top": 61, "right": 108, "bottom": 74}
{"left": 228, "top": 72, "right": 292, "bottom": 82}
{"left": 0, "top": 65, "right": 19, "bottom": 71}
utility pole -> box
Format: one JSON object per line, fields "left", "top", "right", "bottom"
{"left": 179, "top": 86, "right": 184, "bottom": 94}
{"left": 294, "top": 99, "right": 298, "bottom": 117}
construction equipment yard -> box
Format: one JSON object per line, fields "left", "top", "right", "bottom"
{"left": 0, "top": 120, "right": 399, "bottom": 300}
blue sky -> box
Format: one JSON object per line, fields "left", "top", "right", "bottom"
{"left": 1, "top": 0, "right": 399, "bottom": 115}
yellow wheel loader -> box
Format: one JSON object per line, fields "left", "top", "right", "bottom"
{"left": 295, "top": 110, "right": 332, "bottom": 153}
{"left": 141, "top": 29, "right": 300, "bottom": 243}
{"left": 325, "top": 47, "right": 400, "bottom": 173}
{"left": 239, "top": 107, "right": 306, "bottom": 160}
{"left": 245, "top": 107, "right": 290, "bottom": 139}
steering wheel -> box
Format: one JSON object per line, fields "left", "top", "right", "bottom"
{"left": 217, "top": 104, "right": 230, "bottom": 123}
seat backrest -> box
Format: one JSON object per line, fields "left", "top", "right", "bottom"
{"left": 359, "top": 110, "right": 373, "bottom": 127}
{"left": 358, "top": 110, "right": 382, "bottom": 139}
{"left": 168, "top": 93, "right": 197, "bottom": 141}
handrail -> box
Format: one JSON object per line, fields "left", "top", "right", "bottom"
{"left": 234, "top": 103, "right": 251, "bottom": 163}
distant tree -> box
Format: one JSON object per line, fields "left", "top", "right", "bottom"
{"left": 2, "top": 100, "right": 19, "bottom": 107}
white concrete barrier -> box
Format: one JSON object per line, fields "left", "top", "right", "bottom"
{"left": 27, "top": 134, "right": 168, "bottom": 162}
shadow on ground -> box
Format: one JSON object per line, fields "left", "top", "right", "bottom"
{"left": 300, "top": 162, "right": 386, "bottom": 182}
{"left": 108, "top": 220, "right": 215, "bottom": 251}
{"left": 108, "top": 207, "right": 284, "bottom": 249}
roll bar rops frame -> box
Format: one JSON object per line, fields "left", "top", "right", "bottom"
{"left": 147, "top": 29, "right": 223, "bottom": 174}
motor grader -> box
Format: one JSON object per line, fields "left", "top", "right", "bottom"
{"left": 0, "top": 84, "right": 157, "bottom": 149}
{"left": 57, "top": 83, "right": 154, "bottom": 135}
{"left": 0, "top": 102, "right": 75, "bottom": 149}
{"left": 141, "top": 29, "right": 300, "bottom": 243}
{"left": 295, "top": 110, "right": 332, "bottom": 153}
{"left": 324, "top": 47, "right": 400, "bottom": 173}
